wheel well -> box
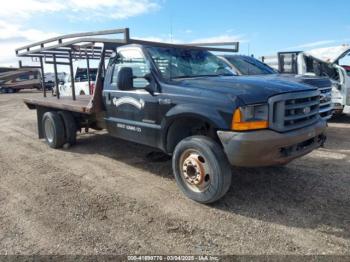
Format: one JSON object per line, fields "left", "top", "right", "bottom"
{"left": 165, "top": 117, "right": 219, "bottom": 153}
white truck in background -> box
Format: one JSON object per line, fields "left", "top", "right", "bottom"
{"left": 261, "top": 45, "right": 350, "bottom": 114}
{"left": 56, "top": 68, "right": 97, "bottom": 96}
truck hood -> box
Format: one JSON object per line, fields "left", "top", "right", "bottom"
{"left": 177, "top": 75, "right": 316, "bottom": 104}
{"left": 304, "top": 45, "right": 350, "bottom": 64}
{"left": 277, "top": 74, "right": 332, "bottom": 88}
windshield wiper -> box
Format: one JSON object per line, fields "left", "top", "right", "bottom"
{"left": 170, "top": 74, "right": 233, "bottom": 79}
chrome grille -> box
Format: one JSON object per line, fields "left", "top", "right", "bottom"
{"left": 269, "top": 90, "right": 321, "bottom": 132}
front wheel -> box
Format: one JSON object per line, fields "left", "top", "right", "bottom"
{"left": 172, "top": 136, "right": 232, "bottom": 204}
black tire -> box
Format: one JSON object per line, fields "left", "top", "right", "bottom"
{"left": 42, "top": 112, "right": 65, "bottom": 148}
{"left": 172, "top": 135, "right": 232, "bottom": 204}
{"left": 58, "top": 111, "right": 77, "bottom": 146}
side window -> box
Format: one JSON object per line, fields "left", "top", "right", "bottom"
{"left": 111, "top": 49, "right": 150, "bottom": 89}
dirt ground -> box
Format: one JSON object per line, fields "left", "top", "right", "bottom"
{"left": 0, "top": 90, "right": 349, "bottom": 255}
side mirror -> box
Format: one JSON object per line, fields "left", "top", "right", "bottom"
{"left": 118, "top": 67, "right": 134, "bottom": 90}
{"left": 143, "top": 73, "right": 155, "bottom": 95}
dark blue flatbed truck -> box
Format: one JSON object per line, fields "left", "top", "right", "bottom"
{"left": 18, "top": 29, "right": 327, "bottom": 203}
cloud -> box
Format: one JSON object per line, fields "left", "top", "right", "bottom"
{"left": 289, "top": 40, "right": 337, "bottom": 49}
{"left": 191, "top": 34, "right": 245, "bottom": 43}
{"left": 0, "top": 21, "right": 59, "bottom": 67}
{"left": 0, "top": 0, "right": 64, "bottom": 20}
{"left": 0, "top": 0, "right": 160, "bottom": 21}
{"left": 135, "top": 33, "right": 245, "bottom": 45}
{"left": 0, "top": 0, "right": 160, "bottom": 66}
{"left": 69, "top": 0, "right": 160, "bottom": 20}
{"left": 134, "top": 35, "right": 182, "bottom": 44}
{"left": 0, "top": 21, "right": 58, "bottom": 42}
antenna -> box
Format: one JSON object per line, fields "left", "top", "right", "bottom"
{"left": 169, "top": 3, "right": 173, "bottom": 43}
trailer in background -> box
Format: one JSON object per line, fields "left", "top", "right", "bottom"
{"left": 0, "top": 67, "right": 41, "bottom": 93}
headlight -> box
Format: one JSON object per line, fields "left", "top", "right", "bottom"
{"left": 231, "top": 104, "right": 269, "bottom": 131}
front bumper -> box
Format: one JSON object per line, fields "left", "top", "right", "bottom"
{"left": 217, "top": 120, "right": 327, "bottom": 167}
{"left": 332, "top": 102, "right": 344, "bottom": 111}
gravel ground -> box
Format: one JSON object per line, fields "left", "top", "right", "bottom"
{"left": 0, "top": 91, "right": 349, "bottom": 255}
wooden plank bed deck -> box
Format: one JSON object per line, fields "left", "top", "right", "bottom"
{"left": 23, "top": 95, "right": 94, "bottom": 114}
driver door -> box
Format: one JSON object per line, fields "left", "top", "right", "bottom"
{"left": 103, "top": 48, "right": 161, "bottom": 147}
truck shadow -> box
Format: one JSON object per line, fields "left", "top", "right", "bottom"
{"left": 218, "top": 164, "right": 350, "bottom": 240}
{"left": 69, "top": 128, "right": 350, "bottom": 240}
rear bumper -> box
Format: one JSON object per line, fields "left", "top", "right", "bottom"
{"left": 217, "top": 120, "right": 327, "bottom": 167}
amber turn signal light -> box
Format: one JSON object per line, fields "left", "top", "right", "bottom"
{"left": 231, "top": 108, "right": 268, "bottom": 131}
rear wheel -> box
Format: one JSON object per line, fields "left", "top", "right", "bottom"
{"left": 42, "top": 112, "right": 65, "bottom": 148}
{"left": 172, "top": 136, "right": 232, "bottom": 203}
{"left": 58, "top": 111, "right": 77, "bottom": 146}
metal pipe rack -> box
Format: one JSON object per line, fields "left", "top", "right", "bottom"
{"left": 16, "top": 28, "right": 239, "bottom": 101}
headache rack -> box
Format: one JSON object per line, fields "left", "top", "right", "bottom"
{"left": 16, "top": 27, "right": 239, "bottom": 102}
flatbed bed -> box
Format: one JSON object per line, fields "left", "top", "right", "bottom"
{"left": 24, "top": 95, "right": 94, "bottom": 114}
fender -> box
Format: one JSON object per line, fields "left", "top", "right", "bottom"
{"left": 160, "top": 103, "right": 232, "bottom": 152}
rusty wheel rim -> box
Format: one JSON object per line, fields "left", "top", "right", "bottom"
{"left": 179, "top": 149, "right": 211, "bottom": 192}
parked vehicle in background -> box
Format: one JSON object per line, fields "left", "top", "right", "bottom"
{"left": 219, "top": 55, "right": 277, "bottom": 75}
{"left": 261, "top": 45, "right": 350, "bottom": 114}
{"left": 220, "top": 55, "right": 333, "bottom": 120}
{"left": 44, "top": 72, "right": 67, "bottom": 91}
{"left": 0, "top": 67, "right": 41, "bottom": 93}
{"left": 18, "top": 28, "right": 327, "bottom": 203}
{"left": 56, "top": 68, "right": 97, "bottom": 96}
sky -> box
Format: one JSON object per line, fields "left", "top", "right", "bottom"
{"left": 1, "top": 0, "right": 350, "bottom": 70}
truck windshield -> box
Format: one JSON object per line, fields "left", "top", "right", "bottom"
{"left": 225, "top": 56, "right": 276, "bottom": 75}
{"left": 146, "top": 46, "right": 234, "bottom": 79}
